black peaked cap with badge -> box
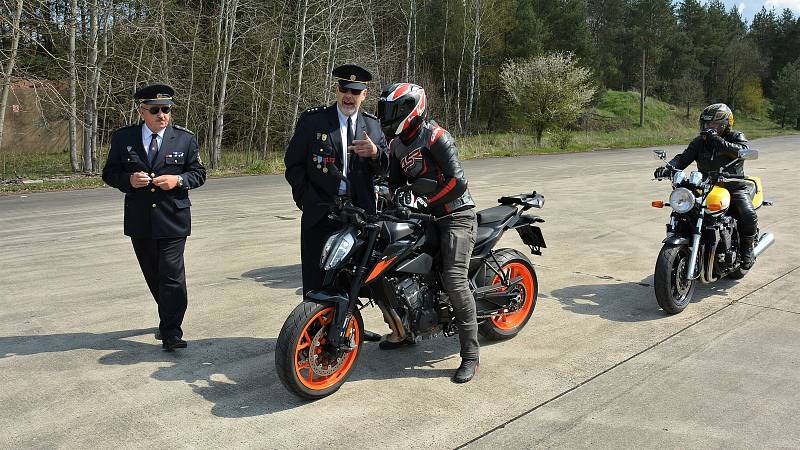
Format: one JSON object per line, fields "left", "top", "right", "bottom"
{"left": 332, "top": 65, "right": 372, "bottom": 90}
{"left": 134, "top": 84, "right": 176, "bottom": 105}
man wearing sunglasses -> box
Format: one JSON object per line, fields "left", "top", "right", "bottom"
{"left": 284, "top": 64, "right": 389, "bottom": 342}
{"left": 102, "top": 83, "right": 206, "bottom": 352}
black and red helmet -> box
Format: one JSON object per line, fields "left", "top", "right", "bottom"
{"left": 377, "top": 83, "right": 427, "bottom": 139}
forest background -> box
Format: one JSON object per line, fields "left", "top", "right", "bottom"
{"left": 1, "top": 0, "right": 799, "bottom": 191}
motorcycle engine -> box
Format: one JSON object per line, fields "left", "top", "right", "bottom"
{"left": 394, "top": 275, "right": 440, "bottom": 335}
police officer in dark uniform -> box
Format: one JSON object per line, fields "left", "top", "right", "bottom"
{"left": 284, "top": 64, "right": 389, "bottom": 341}
{"left": 102, "top": 84, "right": 206, "bottom": 352}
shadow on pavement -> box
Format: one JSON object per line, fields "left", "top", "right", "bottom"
{"left": 549, "top": 274, "right": 742, "bottom": 321}
{"left": 0, "top": 327, "right": 464, "bottom": 417}
{"left": 241, "top": 264, "right": 302, "bottom": 290}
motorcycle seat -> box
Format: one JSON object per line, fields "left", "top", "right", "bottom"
{"left": 476, "top": 205, "right": 517, "bottom": 225}
{"left": 476, "top": 226, "right": 494, "bottom": 244}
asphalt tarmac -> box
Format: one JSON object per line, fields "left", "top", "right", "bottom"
{"left": 1, "top": 136, "right": 798, "bottom": 448}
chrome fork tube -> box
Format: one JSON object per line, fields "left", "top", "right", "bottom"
{"left": 685, "top": 215, "right": 704, "bottom": 280}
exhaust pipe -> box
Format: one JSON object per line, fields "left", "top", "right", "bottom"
{"left": 753, "top": 232, "right": 775, "bottom": 258}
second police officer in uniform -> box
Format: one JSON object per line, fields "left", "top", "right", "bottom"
{"left": 284, "top": 64, "right": 390, "bottom": 342}
{"left": 102, "top": 84, "right": 206, "bottom": 352}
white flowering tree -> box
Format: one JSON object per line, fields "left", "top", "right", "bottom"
{"left": 500, "top": 52, "right": 596, "bottom": 145}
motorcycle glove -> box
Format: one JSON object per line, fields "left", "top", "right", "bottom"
{"left": 654, "top": 166, "right": 673, "bottom": 179}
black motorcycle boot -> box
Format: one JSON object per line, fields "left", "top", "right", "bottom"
{"left": 452, "top": 358, "right": 479, "bottom": 383}
{"left": 740, "top": 234, "right": 757, "bottom": 270}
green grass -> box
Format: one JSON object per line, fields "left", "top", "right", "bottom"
{"left": 2, "top": 89, "right": 797, "bottom": 194}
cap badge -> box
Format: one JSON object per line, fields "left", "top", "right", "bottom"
{"left": 350, "top": 75, "right": 356, "bottom": 81}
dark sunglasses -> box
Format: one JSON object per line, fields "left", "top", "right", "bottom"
{"left": 337, "top": 85, "right": 363, "bottom": 96}
{"left": 143, "top": 105, "right": 172, "bottom": 114}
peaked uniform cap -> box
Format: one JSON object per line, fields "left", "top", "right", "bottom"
{"left": 134, "top": 84, "right": 175, "bottom": 105}
{"left": 332, "top": 64, "right": 372, "bottom": 90}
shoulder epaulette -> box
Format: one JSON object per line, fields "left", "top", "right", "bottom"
{"left": 112, "top": 124, "right": 137, "bottom": 134}
{"left": 173, "top": 124, "right": 195, "bottom": 135}
{"left": 302, "top": 105, "right": 326, "bottom": 116}
{"left": 362, "top": 111, "right": 378, "bottom": 120}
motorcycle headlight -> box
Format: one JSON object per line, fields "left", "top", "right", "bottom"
{"left": 320, "top": 231, "right": 356, "bottom": 270}
{"left": 669, "top": 187, "right": 696, "bottom": 214}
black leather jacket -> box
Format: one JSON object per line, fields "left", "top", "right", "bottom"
{"left": 388, "top": 120, "right": 474, "bottom": 217}
{"left": 669, "top": 130, "right": 749, "bottom": 177}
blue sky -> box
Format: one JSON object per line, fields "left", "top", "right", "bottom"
{"left": 717, "top": 0, "right": 800, "bottom": 23}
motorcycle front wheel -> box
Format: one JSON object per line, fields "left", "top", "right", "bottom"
{"left": 275, "top": 302, "right": 363, "bottom": 400}
{"left": 654, "top": 244, "right": 696, "bottom": 314}
{"left": 477, "top": 248, "right": 538, "bottom": 340}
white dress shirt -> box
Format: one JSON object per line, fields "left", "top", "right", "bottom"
{"left": 141, "top": 124, "right": 166, "bottom": 161}
{"left": 335, "top": 106, "right": 357, "bottom": 195}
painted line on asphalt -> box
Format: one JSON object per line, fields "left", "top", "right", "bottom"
{"left": 455, "top": 263, "right": 800, "bottom": 449}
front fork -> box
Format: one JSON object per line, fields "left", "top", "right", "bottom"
{"left": 327, "top": 224, "right": 380, "bottom": 350}
{"left": 685, "top": 214, "right": 704, "bottom": 280}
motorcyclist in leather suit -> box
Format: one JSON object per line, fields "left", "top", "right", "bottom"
{"left": 377, "top": 82, "right": 479, "bottom": 383}
{"left": 654, "top": 103, "right": 758, "bottom": 269}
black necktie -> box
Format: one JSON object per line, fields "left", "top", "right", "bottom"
{"left": 346, "top": 117, "right": 354, "bottom": 175}
{"left": 149, "top": 133, "right": 159, "bottom": 166}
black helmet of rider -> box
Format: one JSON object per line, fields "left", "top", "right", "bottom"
{"left": 699, "top": 103, "right": 734, "bottom": 135}
{"left": 377, "top": 82, "right": 427, "bottom": 142}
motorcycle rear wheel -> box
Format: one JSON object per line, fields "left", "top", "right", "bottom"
{"left": 275, "top": 302, "right": 363, "bottom": 400}
{"left": 477, "top": 249, "right": 538, "bottom": 340}
{"left": 654, "top": 244, "right": 696, "bottom": 314}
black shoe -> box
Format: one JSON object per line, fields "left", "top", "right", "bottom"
{"left": 154, "top": 330, "right": 162, "bottom": 341}
{"left": 162, "top": 337, "right": 187, "bottom": 352}
{"left": 362, "top": 330, "right": 382, "bottom": 342}
{"left": 378, "top": 338, "right": 415, "bottom": 350}
{"left": 452, "top": 358, "right": 479, "bottom": 383}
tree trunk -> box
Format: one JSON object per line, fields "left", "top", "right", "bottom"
{"left": 639, "top": 47, "right": 645, "bottom": 128}
{"left": 441, "top": 0, "right": 449, "bottom": 125}
{"left": 262, "top": 0, "right": 287, "bottom": 159}
{"left": 0, "top": 0, "right": 24, "bottom": 153}
{"left": 206, "top": 0, "right": 225, "bottom": 159}
{"left": 456, "top": 0, "right": 468, "bottom": 133}
{"left": 185, "top": 4, "right": 201, "bottom": 128}
{"left": 289, "top": 0, "right": 309, "bottom": 131}
{"left": 82, "top": 0, "right": 99, "bottom": 173}
{"left": 68, "top": 0, "right": 79, "bottom": 171}
{"left": 211, "top": 0, "right": 239, "bottom": 169}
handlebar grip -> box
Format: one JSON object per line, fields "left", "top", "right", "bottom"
{"left": 409, "top": 212, "right": 435, "bottom": 221}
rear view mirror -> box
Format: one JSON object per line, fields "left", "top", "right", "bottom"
{"left": 739, "top": 148, "right": 759, "bottom": 161}
{"left": 653, "top": 150, "right": 667, "bottom": 160}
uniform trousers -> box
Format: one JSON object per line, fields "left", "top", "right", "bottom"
{"left": 131, "top": 237, "right": 188, "bottom": 339}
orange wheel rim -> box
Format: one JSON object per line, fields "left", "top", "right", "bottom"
{"left": 490, "top": 262, "right": 536, "bottom": 330}
{"left": 294, "top": 307, "right": 360, "bottom": 390}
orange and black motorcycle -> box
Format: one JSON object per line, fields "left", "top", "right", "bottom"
{"left": 275, "top": 168, "right": 546, "bottom": 399}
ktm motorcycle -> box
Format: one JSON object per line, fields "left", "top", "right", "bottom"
{"left": 651, "top": 149, "right": 774, "bottom": 314}
{"left": 276, "top": 167, "right": 547, "bottom": 399}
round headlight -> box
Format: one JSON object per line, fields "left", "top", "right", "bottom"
{"left": 669, "top": 187, "right": 696, "bottom": 213}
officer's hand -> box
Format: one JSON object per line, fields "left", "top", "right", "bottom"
{"left": 351, "top": 131, "right": 378, "bottom": 159}
{"left": 130, "top": 171, "right": 152, "bottom": 188}
{"left": 153, "top": 174, "right": 179, "bottom": 190}
{"left": 654, "top": 166, "right": 672, "bottom": 179}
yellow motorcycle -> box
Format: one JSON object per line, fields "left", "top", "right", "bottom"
{"left": 651, "top": 149, "right": 774, "bottom": 314}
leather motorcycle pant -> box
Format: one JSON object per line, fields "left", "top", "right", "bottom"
{"left": 436, "top": 208, "right": 479, "bottom": 360}
{"left": 729, "top": 188, "right": 758, "bottom": 237}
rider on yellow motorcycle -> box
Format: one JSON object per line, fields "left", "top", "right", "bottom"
{"left": 654, "top": 103, "right": 758, "bottom": 269}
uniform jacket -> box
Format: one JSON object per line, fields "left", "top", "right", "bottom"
{"left": 389, "top": 121, "right": 474, "bottom": 217}
{"left": 102, "top": 123, "right": 206, "bottom": 238}
{"left": 284, "top": 104, "right": 389, "bottom": 228}
{"left": 670, "top": 130, "right": 749, "bottom": 177}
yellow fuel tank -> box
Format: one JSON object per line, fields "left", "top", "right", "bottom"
{"left": 749, "top": 176, "right": 764, "bottom": 209}
{"left": 705, "top": 185, "right": 730, "bottom": 213}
